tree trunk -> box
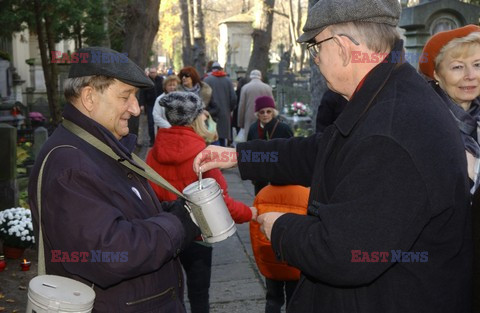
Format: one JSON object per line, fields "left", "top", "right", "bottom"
{"left": 247, "top": 0, "right": 275, "bottom": 78}
{"left": 43, "top": 10, "right": 62, "bottom": 126}
{"left": 192, "top": 0, "right": 206, "bottom": 75}
{"left": 33, "top": 0, "right": 62, "bottom": 126}
{"left": 306, "top": 0, "right": 327, "bottom": 132}
{"left": 180, "top": 0, "right": 193, "bottom": 66}
{"left": 122, "top": 0, "right": 161, "bottom": 69}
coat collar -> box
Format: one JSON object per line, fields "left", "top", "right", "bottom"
{"left": 62, "top": 103, "right": 137, "bottom": 158}
{"left": 334, "top": 40, "right": 405, "bottom": 137}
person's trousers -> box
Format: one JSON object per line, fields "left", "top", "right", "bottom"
{"left": 265, "top": 278, "right": 298, "bottom": 313}
{"left": 180, "top": 242, "right": 213, "bottom": 313}
{"left": 146, "top": 104, "right": 155, "bottom": 145}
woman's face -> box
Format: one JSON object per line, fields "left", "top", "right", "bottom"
{"left": 434, "top": 46, "right": 480, "bottom": 110}
{"left": 258, "top": 108, "right": 274, "bottom": 125}
{"left": 165, "top": 81, "right": 178, "bottom": 93}
{"left": 182, "top": 73, "right": 193, "bottom": 88}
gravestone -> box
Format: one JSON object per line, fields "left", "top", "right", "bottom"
{"left": 399, "top": 0, "right": 480, "bottom": 67}
{"left": 33, "top": 126, "right": 48, "bottom": 160}
{"left": 0, "top": 123, "right": 18, "bottom": 210}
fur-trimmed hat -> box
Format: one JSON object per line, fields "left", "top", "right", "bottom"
{"left": 160, "top": 91, "right": 204, "bottom": 126}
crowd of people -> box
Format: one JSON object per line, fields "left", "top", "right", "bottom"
{"left": 27, "top": 0, "right": 480, "bottom": 312}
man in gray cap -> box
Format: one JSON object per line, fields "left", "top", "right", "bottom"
{"left": 193, "top": 1, "right": 472, "bottom": 312}
{"left": 28, "top": 46, "right": 200, "bottom": 312}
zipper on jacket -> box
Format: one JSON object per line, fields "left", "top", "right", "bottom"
{"left": 125, "top": 287, "right": 175, "bottom": 306}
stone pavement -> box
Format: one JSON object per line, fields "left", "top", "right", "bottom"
{"left": 203, "top": 168, "right": 266, "bottom": 313}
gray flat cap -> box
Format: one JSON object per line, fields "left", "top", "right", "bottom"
{"left": 68, "top": 46, "right": 153, "bottom": 88}
{"left": 298, "top": 0, "right": 401, "bottom": 43}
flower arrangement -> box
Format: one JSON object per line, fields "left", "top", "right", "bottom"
{"left": 288, "top": 101, "right": 309, "bottom": 117}
{"left": 0, "top": 207, "right": 35, "bottom": 249}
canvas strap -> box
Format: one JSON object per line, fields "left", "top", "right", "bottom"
{"left": 37, "top": 145, "right": 77, "bottom": 275}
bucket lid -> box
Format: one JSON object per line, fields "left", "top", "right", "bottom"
{"left": 28, "top": 275, "right": 95, "bottom": 311}
{"left": 183, "top": 178, "right": 219, "bottom": 202}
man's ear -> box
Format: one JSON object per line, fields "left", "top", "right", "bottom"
{"left": 335, "top": 36, "right": 351, "bottom": 67}
{"left": 79, "top": 86, "right": 95, "bottom": 112}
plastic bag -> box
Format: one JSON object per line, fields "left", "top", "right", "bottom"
{"left": 234, "top": 128, "right": 247, "bottom": 143}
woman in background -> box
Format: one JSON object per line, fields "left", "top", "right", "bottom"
{"left": 152, "top": 75, "right": 181, "bottom": 130}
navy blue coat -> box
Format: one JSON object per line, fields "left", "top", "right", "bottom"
{"left": 237, "top": 40, "right": 472, "bottom": 313}
{"left": 28, "top": 104, "right": 187, "bottom": 312}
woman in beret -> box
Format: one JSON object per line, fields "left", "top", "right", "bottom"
{"left": 420, "top": 24, "right": 480, "bottom": 192}
{"left": 146, "top": 91, "right": 257, "bottom": 313}
{"left": 420, "top": 24, "right": 480, "bottom": 311}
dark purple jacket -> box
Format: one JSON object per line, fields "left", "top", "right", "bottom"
{"left": 237, "top": 40, "right": 472, "bottom": 312}
{"left": 28, "top": 104, "right": 187, "bottom": 312}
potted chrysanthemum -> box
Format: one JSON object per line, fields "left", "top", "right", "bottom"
{"left": 0, "top": 207, "right": 35, "bottom": 259}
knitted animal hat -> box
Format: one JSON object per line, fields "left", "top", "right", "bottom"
{"left": 159, "top": 91, "right": 204, "bottom": 126}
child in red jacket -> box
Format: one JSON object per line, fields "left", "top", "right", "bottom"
{"left": 146, "top": 91, "right": 256, "bottom": 313}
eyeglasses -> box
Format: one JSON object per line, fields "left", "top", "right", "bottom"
{"left": 258, "top": 109, "right": 273, "bottom": 115}
{"left": 306, "top": 34, "right": 360, "bottom": 59}
{"left": 181, "top": 73, "right": 191, "bottom": 78}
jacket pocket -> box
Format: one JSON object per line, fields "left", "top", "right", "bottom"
{"left": 125, "top": 287, "right": 175, "bottom": 306}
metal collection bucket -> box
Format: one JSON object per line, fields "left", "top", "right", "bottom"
{"left": 183, "top": 178, "right": 237, "bottom": 243}
{"left": 26, "top": 275, "right": 95, "bottom": 313}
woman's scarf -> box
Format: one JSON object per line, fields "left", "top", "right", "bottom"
{"left": 183, "top": 83, "right": 201, "bottom": 95}
{"left": 431, "top": 81, "right": 480, "bottom": 193}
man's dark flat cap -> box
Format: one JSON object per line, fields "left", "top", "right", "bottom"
{"left": 68, "top": 46, "right": 153, "bottom": 88}
{"left": 298, "top": 0, "right": 401, "bottom": 43}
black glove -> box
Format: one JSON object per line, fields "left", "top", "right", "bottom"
{"left": 164, "top": 198, "right": 201, "bottom": 251}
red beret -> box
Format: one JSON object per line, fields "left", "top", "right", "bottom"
{"left": 419, "top": 24, "right": 480, "bottom": 80}
{"left": 255, "top": 96, "right": 276, "bottom": 112}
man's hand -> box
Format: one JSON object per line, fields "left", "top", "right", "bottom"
{"left": 250, "top": 207, "right": 258, "bottom": 221}
{"left": 193, "top": 145, "right": 237, "bottom": 174}
{"left": 256, "top": 212, "right": 285, "bottom": 240}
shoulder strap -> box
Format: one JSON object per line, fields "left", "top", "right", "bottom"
{"left": 37, "top": 145, "right": 77, "bottom": 275}
{"left": 62, "top": 119, "right": 184, "bottom": 199}
{"left": 267, "top": 120, "right": 279, "bottom": 140}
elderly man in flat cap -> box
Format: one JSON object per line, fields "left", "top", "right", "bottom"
{"left": 28, "top": 46, "right": 200, "bottom": 312}
{"left": 193, "top": 1, "right": 472, "bottom": 312}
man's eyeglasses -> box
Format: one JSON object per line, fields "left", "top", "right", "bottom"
{"left": 306, "top": 34, "right": 360, "bottom": 59}
{"left": 258, "top": 109, "right": 273, "bottom": 115}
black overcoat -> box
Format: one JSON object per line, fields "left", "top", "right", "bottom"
{"left": 237, "top": 40, "right": 472, "bottom": 313}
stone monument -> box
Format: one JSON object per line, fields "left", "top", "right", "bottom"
{"left": 399, "top": 0, "right": 480, "bottom": 67}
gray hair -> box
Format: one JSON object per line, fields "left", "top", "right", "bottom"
{"left": 435, "top": 32, "right": 480, "bottom": 72}
{"left": 64, "top": 75, "right": 115, "bottom": 103}
{"left": 329, "top": 21, "right": 400, "bottom": 54}
{"left": 254, "top": 108, "right": 279, "bottom": 119}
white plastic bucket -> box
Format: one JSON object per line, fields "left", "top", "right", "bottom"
{"left": 26, "top": 275, "right": 95, "bottom": 313}
{"left": 183, "top": 178, "right": 237, "bottom": 243}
